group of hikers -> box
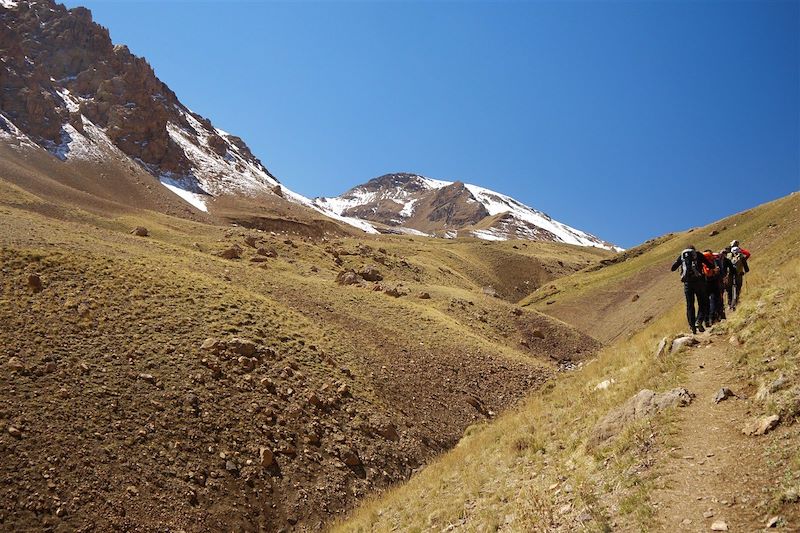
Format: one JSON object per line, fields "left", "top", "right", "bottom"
{"left": 671, "top": 240, "right": 751, "bottom": 334}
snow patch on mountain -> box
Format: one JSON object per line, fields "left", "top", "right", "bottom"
{"left": 0, "top": 113, "right": 39, "bottom": 151}
{"left": 316, "top": 173, "right": 621, "bottom": 250}
{"left": 461, "top": 183, "right": 608, "bottom": 249}
{"left": 160, "top": 177, "right": 209, "bottom": 212}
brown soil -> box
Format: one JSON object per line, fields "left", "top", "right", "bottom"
{"left": 649, "top": 334, "right": 800, "bottom": 531}
{"left": 0, "top": 187, "right": 603, "bottom": 532}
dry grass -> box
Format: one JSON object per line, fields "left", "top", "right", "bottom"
{"left": 333, "top": 192, "right": 800, "bottom": 532}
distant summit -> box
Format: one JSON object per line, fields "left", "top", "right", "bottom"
{"left": 315, "top": 173, "right": 621, "bottom": 250}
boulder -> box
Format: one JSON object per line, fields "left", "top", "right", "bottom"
{"left": 358, "top": 266, "right": 383, "bottom": 282}
{"left": 336, "top": 270, "right": 361, "bottom": 286}
{"left": 712, "top": 387, "right": 736, "bottom": 404}
{"left": 742, "top": 414, "right": 780, "bottom": 436}
{"left": 671, "top": 336, "right": 699, "bottom": 354}
{"left": 384, "top": 286, "right": 403, "bottom": 298}
{"left": 709, "top": 230, "right": 719, "bottom": 237}
{"left": 243, "top": 235, "right": 258, "bottom": 248}
{"left": 341, "top": 449, "right": 361, "bottom": 466}
{"left": 200, "top": 338, "right": 223, "bottom": 353}
{"left": 591, "top": 388, "right": 693, "bottom": 445}
{"left": 482, "top": 286, "right": 499, "bottom": 298}
{"left": 531, "top": 329, "right": 545, "bottom": 340}
{"left": 227, "top": 337, "right": 257, "bottom": 357}
{"left": 257, "top": 247, "right": 277, "bottom": 258}
{"left": 376, "top": 423, "right": 400, "bottom": 442}
{"left": 417, "top": 292, "right": 431, "bottom": 299}
{"left": 217, "top": 245, "right": 242, "bottom": 260}
{"left": 27, "top": 273, "right": 43, "bottom": 292}
{"left": 710, "top": 521, "right": 728, "bottom": 531}
{"left": 131, "top": 226, "right": 149, "bottom": 237}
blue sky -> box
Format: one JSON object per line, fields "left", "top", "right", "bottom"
{"left": 64, "top": 0, "right": 799, "bottom": 248}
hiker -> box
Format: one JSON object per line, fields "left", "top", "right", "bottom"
{"left": 729, "top": 245, "right": 750, "bottom": 309}
{"left": 671, "top": 245, "right": 716, "bottom": 334}
{"left": 715, "top": 247, "right": 736, "bottom": 321}
{"left": 730, "top": 240, "right": 751, "bottom": 259}
{"left": 702, "top": 249, "right": 722, "bottom": 324}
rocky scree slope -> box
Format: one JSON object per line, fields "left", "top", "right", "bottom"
{"left": 0, "top": 179, "right": 609, "bottom": 531}
{"left": 315, "top": 173, "right": 620, "bottom": 250}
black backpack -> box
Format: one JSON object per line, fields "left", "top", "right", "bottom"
{"left": 680, "top": 249, "right": 702, "bottom": 282}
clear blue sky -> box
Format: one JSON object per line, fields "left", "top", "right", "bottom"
{"left": 64, "top": 0, "right": 799, "bottom": 248}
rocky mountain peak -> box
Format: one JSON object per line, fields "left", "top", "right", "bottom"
{"left": 315, "top": 173, "right": 620, "bottom": 250}
{"left": 0, "top": 0, "right": 285, "bottom": 202}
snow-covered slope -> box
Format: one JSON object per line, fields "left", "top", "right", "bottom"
{"left": 315, "top": 173, "right": 621, "bottom": 251}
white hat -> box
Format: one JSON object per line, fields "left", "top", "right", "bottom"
{"left": 731, "top": 246, "right": 741, "bottom": 254}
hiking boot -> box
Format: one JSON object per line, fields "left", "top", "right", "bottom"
{"left": 691, "top": 326, "right": 697, "bottom": 335}
{"left": 696, "top": 323, "right": 705, "bottom": 333}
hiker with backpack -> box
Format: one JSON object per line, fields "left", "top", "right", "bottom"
{"left": 714, "top": 247, "right": 736, "bottom": 321}
{"left": 671, "top": 245, "right": 716, "bottom": 334}
{"left": 729, "top": 245, "right": 750, "bottom": 309}
{"left": 730, "top": 240, "right": 751, "bottom": 259}
{"left": 702, "top": 249, "right": 722, "bottom": 324}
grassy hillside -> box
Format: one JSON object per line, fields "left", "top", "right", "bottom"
{"left": 521, "top": 193, "right": 800, "bottom": 343}
{"left": 0, "top": 177, "right": 609, "bottom": 531}
{"left": 334, "top": 192, "right": 800, "bottom": 532}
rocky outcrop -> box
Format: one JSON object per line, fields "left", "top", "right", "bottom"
{"left": 0, "top": 0, "right": 278, "bottom": 193}
{"left": 591, "top": 388, "right": 694, "bottom": 445}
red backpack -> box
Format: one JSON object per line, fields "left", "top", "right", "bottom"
{"left": 702, "top": 252, "right": 719, "bottom": 279}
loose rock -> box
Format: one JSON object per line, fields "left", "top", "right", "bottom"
{"left": 671, "top": 336, "right": 699, "bottom": 354}
{"left": 710, "top": 521, "right": 728, "bottom": 531}
{"left": 341, "top": 449, "right": 361, "bottom": 466}
{"left": 218, "top": 245, "right": 242, "bottom": 260}
{"left": 336, "top": 270, "right": 361, "bottom": 286}
{"left": 742, "top": 414, "right": 780, "bottom": 436}
{"left": 131, "top": 226, "right": 149, "bottom": 237}
{"left": 27, "top": 273, "right": 43, "bottom": 292}
{"left": 358, "top": 266, "right": 382, "bottom": 282}
{"left": 712, "top": 387, "right": 736, "bottom": 404}
{"left": 259, "top": 447, "right": 274, "bottom": 467}
{"left": 7, "top": 356, "right": 25, "bottom": 372}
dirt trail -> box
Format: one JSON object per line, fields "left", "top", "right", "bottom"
{"left": 650, "top": 332, "right": 787, "bottom": 531}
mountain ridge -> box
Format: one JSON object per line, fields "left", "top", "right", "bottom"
{"left": 315, "top": 173, "right": 622, "bottom": 250}
{"left": 1, "top": 0, "right": 618, "bottom": 250}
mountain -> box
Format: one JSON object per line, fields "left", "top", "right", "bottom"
{"left": 315, "top": 173, "right": 621, "bottom": 250}
{"left": 1, "top": 2, "right": 615, "bottom": 249}
{"left": 0, "top": 0, "right": 375, "bottom": 233}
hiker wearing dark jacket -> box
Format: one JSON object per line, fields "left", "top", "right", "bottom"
{"left": 702, "top": 250, "right": 723, "bottom": 324}
{"left": 714, "top": 249, "right": 736, "bottom": 321}
{"left": 671, "top": 245, "right": 715, "bottom": 334}
{"left": 730, "top": 246, "right": 750, "bottom": 309}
